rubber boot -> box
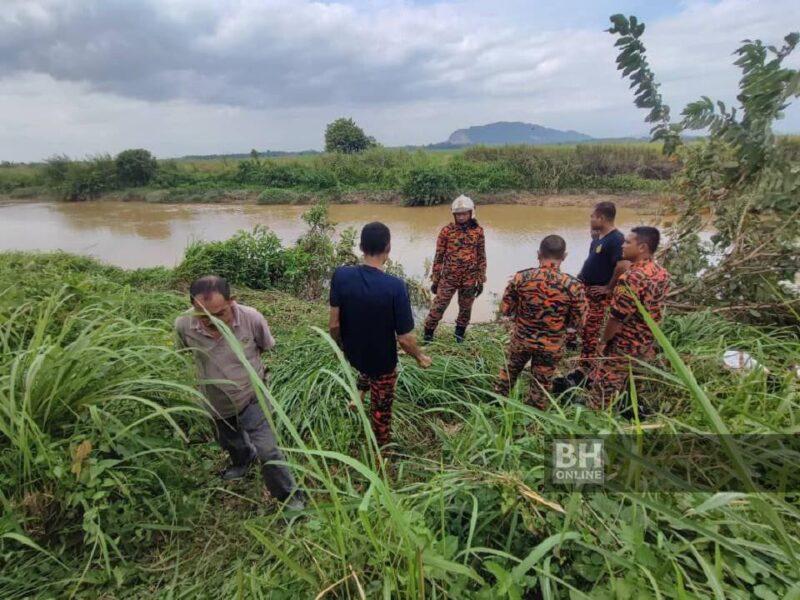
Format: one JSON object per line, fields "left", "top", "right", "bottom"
{"left": 454, "top": 325, "right": 467, "bottom": 343}
{"left": 423, "top": 328, "right": 434, "bottom": 343}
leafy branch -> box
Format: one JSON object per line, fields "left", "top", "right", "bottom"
{"left": 608, "top": 15, "right": 800, "bottom": 323}
{"left": 607, "top": 14, "right": 682, "bottom": 153}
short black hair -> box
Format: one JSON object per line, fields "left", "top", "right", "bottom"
{"left": 593, "top": 201, "right": 617, "bottom": 221}
{"left": 189, "top": 275, "right": 231, "bottom": 302}
{"left": 360, "top": 221, "right": 391, "bottom": 256}
{"left": 539, "top": 234, "right": 567, "bottom": 259}
{"left": 631, "top": 226, "right": 660, "bottom": 253}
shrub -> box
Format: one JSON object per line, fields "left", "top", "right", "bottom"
{"left": 314, "top": 147, "right": 408, "bottom": 188}
{"left": 401, "top": 165, "right": 457, "bottom": 206}
{"left": 152, "top": 160, "right": 200, "bottom": 187}
{"left": 236, "top": 159, "right": 337, "bottom": 190}
{"left": 43, "top": 155, "right": 71, "bottom": 186}
{"left": 175, "top": 226, "right": 285, "bottom": 289}
{"left": 447, "top": 157, "right": 522, "bottom": 192}
{"left": 285, "top": 202, "right": 337, "bottom": 299}
{"left": 60, "top": 155, "right": 117, "bottom": 201}
{"left": 115, "top": 149, "right": 158, "bottom": 187}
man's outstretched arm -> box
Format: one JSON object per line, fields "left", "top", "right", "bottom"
{"left": 398, "top": 332, "right": 432, "bottom": 368}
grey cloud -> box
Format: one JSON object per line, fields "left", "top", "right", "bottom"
{"left": 0, "top": 0, "right": 623, "bottom": 109}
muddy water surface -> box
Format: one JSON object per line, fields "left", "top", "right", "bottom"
{"left": 0, "top": 200, "right": 653, "bottom": 321}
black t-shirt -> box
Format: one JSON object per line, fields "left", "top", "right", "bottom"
{"left": 578, "top": 229, "right": 625, "bottom": 286}
{"left": 330, "top": 265, "right": 414, "bottom": 377}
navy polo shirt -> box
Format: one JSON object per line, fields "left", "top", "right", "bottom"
{"left": 578, "top": 229, "right": 625, "bottom": 286}
{"left": 330, "top": 265, "right": 415, "bottom": 377}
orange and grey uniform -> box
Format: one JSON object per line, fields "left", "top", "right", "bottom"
{"left": 496, "top": 263, "right": 587, "bottom": 408}
{"left": 424, "top": 219, "right": 487, "bottom": 331}
{"left": 589, "top": 259, "right": 670, "bottom": 408}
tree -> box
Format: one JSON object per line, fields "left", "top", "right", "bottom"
{"left": 324, "top": 118, "right": 376, "bottom": 153}
{"left": 608, "top": 15, "right": 800, "bottom": 322}
{"left": 115, "top": 149, "right": 158, "bottom": 187}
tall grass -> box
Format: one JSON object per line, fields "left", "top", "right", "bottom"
{"left": 1, "top": 251, "right": 798, "bottom": 597}
{"left": 0, "top": 270, "right": 207, "bottom": 597}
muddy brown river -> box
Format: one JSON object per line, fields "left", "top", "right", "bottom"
{"left": 1, "top": 200, "right": 653, "bottom": 322}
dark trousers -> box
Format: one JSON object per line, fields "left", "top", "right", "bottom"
{"left": 214, "top": 400, "right": 297, "bottom": 501}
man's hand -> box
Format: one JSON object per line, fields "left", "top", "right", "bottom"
{"left": 590, "top": 285, "right": 611, "bottom": 297}
{"left": 329, "top": 307, "right": 343, "bottom": 348}
{"left": 398, "top": 332, "right": 431, "bottom": 369}
{"left": 600, "top": 318, "right": 623, "bottom": 352}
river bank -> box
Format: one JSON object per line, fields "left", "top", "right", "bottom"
{"left": 1, "top": 187, "right": 671, "bottom": 210}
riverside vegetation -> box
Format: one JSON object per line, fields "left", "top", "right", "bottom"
{"left": 2, "top": 14, "right": 800, "bottom": 599}
{"left": 0, "top": 142, "right": 679, "bottom": 206}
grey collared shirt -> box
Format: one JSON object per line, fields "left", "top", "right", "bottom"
{"left": 174, "top": 302, "right": 275, "bottom": 419}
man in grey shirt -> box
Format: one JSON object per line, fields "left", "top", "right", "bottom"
{"left": 175, "top": 275, "right": 303, "bottom": 510}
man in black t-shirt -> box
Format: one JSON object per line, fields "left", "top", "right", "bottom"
{"left": 329, "top": 222, "right": 431, "bottom": 449}
{"left": 576, "top": 201, "right": 628, "bottom": 373}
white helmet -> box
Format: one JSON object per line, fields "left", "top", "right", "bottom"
{"left": 451, "top": 194, "right": 475, "bottom": 214}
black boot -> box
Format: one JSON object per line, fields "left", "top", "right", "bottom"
{"left": 454, "top": 325, "right": 466, "bottom": 343}
{"left": 221, "top": 447, "right": 256, "bottom": 480}
{"left": 423, "top": 328, "right": 434, "bottom": 343}
{"left": 222, "top": 463, "right": 251, "bottom": 480}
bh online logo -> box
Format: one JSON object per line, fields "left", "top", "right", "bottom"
{"left": 551, "top": 439, "right": 605, "bottom": 485}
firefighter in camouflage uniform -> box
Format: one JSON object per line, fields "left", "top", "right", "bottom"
{"left": 424, "top": 195, "right": 487, "bottom": 343}
{"left": 589, "top": 226, "right": 670, "bottom": 409}
{"left": 496, "top": 235, "right": 587, "bottom": 408}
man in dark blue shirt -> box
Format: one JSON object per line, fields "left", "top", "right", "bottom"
{"left": 576, "top": 201, "right": 628, "bottom": 373}
{"left": 329, "top": 222, "right": 431, "bottom": 449}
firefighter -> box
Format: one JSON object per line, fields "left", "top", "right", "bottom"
{"left": 588, "top": 226, "right": 670, "bottom": 409}
{"left": 496, "top": 235, "right": 587, "bottom": 408}
{"left": 423, "top": 195, "right": 487, "bottom": 343}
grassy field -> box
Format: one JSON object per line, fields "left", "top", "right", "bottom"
{"left": 1, "top": 248, "right": 798, "bottom": 599}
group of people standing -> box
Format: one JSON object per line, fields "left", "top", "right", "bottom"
{"left": 175, "top": 196, "right": 670, "bottom": 510}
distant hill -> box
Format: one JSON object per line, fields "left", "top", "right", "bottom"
{"left": 431, "top": 121, "right": 593, "bottom": 148}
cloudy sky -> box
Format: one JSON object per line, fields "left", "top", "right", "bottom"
{"left": 1, "top": 0, "right": 798, "bottom": 161}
